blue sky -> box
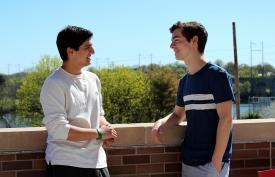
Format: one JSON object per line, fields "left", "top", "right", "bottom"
{"left": 0, "top": 0, "right": 274, "bottom": 74}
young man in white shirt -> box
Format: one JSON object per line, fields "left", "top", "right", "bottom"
{"left": 40, "top": 25, "right": 117, "bottom": 177}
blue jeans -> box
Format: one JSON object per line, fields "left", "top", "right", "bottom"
{"left": 182, "top": 162, "right": 230, "bottom": 177}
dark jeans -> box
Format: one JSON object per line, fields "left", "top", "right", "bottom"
{"left": 47, "top": 164, "right": 111, "bottom": 177}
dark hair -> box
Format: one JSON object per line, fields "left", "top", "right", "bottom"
{"left": 56, "top": 25, "right": 93, "bottom": 61}
{"left": 169, "top": 21, "right": 208, "bottom": 54}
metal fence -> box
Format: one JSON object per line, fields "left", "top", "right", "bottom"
{"left": 248, "top": 96, "right": 275, "bottom": 114}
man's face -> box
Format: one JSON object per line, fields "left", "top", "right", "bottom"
{"left": 170, "top": 28, "right": 191, "bottom": 61}
{"left": 71, "top": 38, "right": 95, "bottom": 68}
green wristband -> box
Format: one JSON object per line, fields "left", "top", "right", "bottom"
{"left": 97, "top": 128, "right": 103, "bottom": 140}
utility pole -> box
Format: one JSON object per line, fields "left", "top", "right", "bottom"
{"left": 7, "top": 64, "right": 11, "bottom": 75}
{"left": 250, "top": 41, "right": 264, "bottom": 77}
{"left": 149, "top": 53, "right": 153, "bottom": 70}
{"left": 17, "top": 64, "right": 21, "bottom": 73}
{"left": 232, "top": 22, "right": 240, "bottom": 119}
{"left": 106, "top": 58, "right": 110, "bottom": 68}
{"left": 262, "top": 41, "right": 264, "bottom": 77}
{"left": 250, "top": 41, "right": 253, "bottom": 79}
{"left": 138, "top": 53, "right": 142, "bottom": 68}
{"left": 95, "top": 58, "right": 99, "bottom": 69}
{"left": 249, "top": 41, "right": 264, "bottom": 98}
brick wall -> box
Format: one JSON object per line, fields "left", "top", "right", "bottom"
{"left": 107, "top": 146, "right": 181, "bottom": 177}
{"left": 0, "top": 152, "right": 46, "bottom": 177}
{"left": 231, "top": 142, "right": 274, "bottom": 177}
{"left": 1, "top": 119, "right": 275, "bottom": 177}
{"left": 1, "top": 142, "right": 274, "bottom": 177}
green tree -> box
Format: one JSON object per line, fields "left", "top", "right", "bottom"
{"left": 0, "top": 73, "right": 22, "bottom": 127}
{"left": 239, "top": 81, "right": 251, "bottom": 103}
{"left": 238, "top": 64, "right": 251, "bottom": 78}
{"left": 16, "top": 55, "right": 61, "bottom": 126}
{"left": 224, "top": 62, "right": 234, "bottom": 75}
{"left": 263, "top": 63, "right": 275, "bottom": 76}
{"left": 0, "top": 74, "right": 5, "bottom": 86}
{"left": 94, "top": 66, "right": 152, "bottom": 123}
{"left": 0, "top": 97, "right": 16, "bottom": 117}
{"left": 214, "top": 59, "right": 224, "bottom": 67}
{"left": 144, "top": 65, "right": 179, "bottom": 121}
{"left": 0, "top": 97, "right": 16, "bottom": 128}
{"left": 166, "top": 62, "right": 187, "bottom": 78}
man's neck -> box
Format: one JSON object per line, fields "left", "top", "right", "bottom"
{"left": 185, "top": 54, "right": 207, "bottom": 75}
{"left": 62, "top": 62, "right": 82, "bottom": 75}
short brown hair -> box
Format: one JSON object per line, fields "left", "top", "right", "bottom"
{"left": 170, "top": 21, "right": 208, "bottom": 54}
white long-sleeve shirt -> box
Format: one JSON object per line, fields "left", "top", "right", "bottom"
{"left": 40, "top": 67, "right": 107, "bottom": 168}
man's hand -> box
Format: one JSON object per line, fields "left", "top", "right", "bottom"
{"left": 101, "top": 124, "right": 116, "bottom": 147}
{"left": 211, "top": 157, "right": 222, "bottom": 173}
{"left": 103, "top": 138, "right": 115, "bottom": 147}
{"left": 150, "top": 121, "right": 164, "bottom": 144}
{"left": 101, "top": 124, "right": 117, "bottom": 140}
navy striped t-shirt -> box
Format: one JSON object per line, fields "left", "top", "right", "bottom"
{"left": 176, "top": 62, "right": 235, "bottom": 166}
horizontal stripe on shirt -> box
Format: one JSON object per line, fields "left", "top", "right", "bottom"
{"left": 184, "top": 94, "right": 214, "bottom": 102}
{"left": 185, "top": 103, "right": 216, "bottom": 111}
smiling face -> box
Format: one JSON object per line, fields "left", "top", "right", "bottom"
{"left": 170, "top": 28, "right": 192, "bottom": 61}
{"left": 68, "top": 38, "right": 95, "bottom": 68}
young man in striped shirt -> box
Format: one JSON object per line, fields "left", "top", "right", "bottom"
{"left": 150, "top": 21, "right": 234, "bottom": 177}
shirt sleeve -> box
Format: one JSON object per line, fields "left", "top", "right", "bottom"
{"left": 95, "top": 76, "right": 105, "bottom": 116}
{"left": 40, "top": 79, "right": 71, "bottom": 140}
{"left": 176, "top": 78, "right": 185, "bottom": 107}
{"left": 211, "top": 71, "right": 235, "bottom": 104}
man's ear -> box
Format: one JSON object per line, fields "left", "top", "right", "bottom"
{"left": 67, "top": 47, "right": 74, "bottom": 58}
{"left": 191, "top": 36, "right": 199, "bottom": 49}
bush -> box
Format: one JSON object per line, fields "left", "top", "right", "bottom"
{"left": 16, "top": 55, "right": 61, "bottom": 125}
{"left": 94, "top": 66, "right": 152, "bottom": 123}
{"left": 241, "top": 112, "right": 261, "bottom": 119}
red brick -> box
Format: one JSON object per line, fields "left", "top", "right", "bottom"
{"left": 109, "top": 165, "right": 136, "bottom": 175}
{"left": 271, "top": 149, "right": 275, "bottom": 158}
{"left": 107, "top": 156, "right": 122, "bottom": 166}
{"left": 231, "top": 169, "right": 258, "bottom": 177}
{"left": 245, "top": 142, "right": 269, "bottom": 149}
{"left": 258, "top": 150, "right": 270, "bottom": 158}
{"left": 107, "top": 148, "right": 135, "bottom": 155}
{"left": 165, "top": 146, "right": 181, "bottom": 152}
{"left": 0, "top": 155, "right": 15, "bottom": 161}
{"left": 151, "top": 154, "right": 179, "bottom": 163}
{"left": 17, "top": 153, "right": 44, "bottom": 160}
{"left": 2, "top": 161, "right": 32, "bottom": 171}
{"left": 0, "top": 171, "right": 15, "bottom": 177}
{"left": 137, "top": 164, "right": 164, "bottom": 173}
{"left": 231, "top": 160, "right": 245, "bottom": 169}
{"left": 232, "top": 149, "right": 258, "bottom": 159}
{"left": 137, "top": 147, "right": 164, "bottom": 154}
{"left": 233, "top": 143, "right": 245, "bottom": 150}
{"left": 17, "top": 170, "right": 46, "bottom": 177}
{"left": 123, "top": 155, "right": 150, "bottom": 164}
{"left": 245, "top": 159, "right": 269, "bottom": 168}
{"left": 33, "top": 159, "right": 47, "bottom": 169}
{"left": 165, "top": 163, "right": 181, "bottom": 172}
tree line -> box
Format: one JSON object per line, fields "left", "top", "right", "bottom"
{"left": 0, "top": 55, "right": 275, "bottom": 127}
